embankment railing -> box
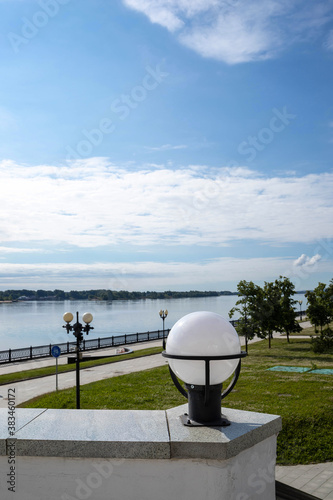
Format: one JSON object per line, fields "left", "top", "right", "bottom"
{"left": 0, "top": 319, "right": 240, "bottom": 365}
{"left": 0, "top": 329, "right": 171, "bottom": 365}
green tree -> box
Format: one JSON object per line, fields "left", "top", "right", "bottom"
{"left": 260, "top": 281, "right": 282, "bottom": 349}
{"left": 326, "top": 278, "right": 333, "bottom": 318}
{"left": 229, "top": 280, "right": 263, "bottom": 352}
{"left": 274, "top": 276, "right": 302, "bottom": 343}
{"left": 230, "top": 277, "right": 302, "bottom": 350}
{"left": 306, "top": 280, "right": 333, "bottom": 353}
{"left": 305, "top": 282, "right": 333, "bottom": 334}
{"left": 36, "top": 289, "right": 48, "bottom": 300}
{"left": 53, "top": 289, "right": 65, "bottom": 300}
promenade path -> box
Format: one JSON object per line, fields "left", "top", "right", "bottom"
{"left": 0, "top": 339, "right": 166, "bottom": 408}
{"left": 0, "top": 326, "right": 311, "bottom": 407}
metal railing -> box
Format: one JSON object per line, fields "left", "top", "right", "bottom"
{"left": 0, "top": 329, "right": 171, "bottom": 365}
{"left": 0, "top": 319, "right": 240, "bottom": 365}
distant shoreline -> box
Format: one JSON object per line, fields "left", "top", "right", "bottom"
{"left": 0, "top": 291, "right": 237, "bottom": 303}
{"left": 0, "top": 289, "right": 308, "bottom": 303}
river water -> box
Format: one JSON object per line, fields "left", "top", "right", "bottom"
{"left": 0, "top": 294, "right": 308, "bottom": 351}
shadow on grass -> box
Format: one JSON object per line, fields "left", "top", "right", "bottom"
{"left": 253, "top": 353, "right": 333, "bottom": 365}
{"left": 248, "top": 339, "right": 333, "bottom": 364}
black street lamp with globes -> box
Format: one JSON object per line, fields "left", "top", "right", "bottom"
{"left": 159, "top": 309, "right": 168, "bottom": 349}
{"left": 62, "top": 311, "right": 94, "bottom": 409}
{"left": 298, "top": 300, "right": 303, "bottom": 321}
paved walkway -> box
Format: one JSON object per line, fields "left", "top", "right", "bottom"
{"left": 0, "top": 340, "right": 167, "bottom": 407}
{"left": 1, "top": 325, "right": 331, "bottom": 499}
{"left": 0, "top": 332, "right": 281, "bottom": 403}
{"left": 0, "top": 327, "right": 311, "bottom": 407}
{"left": 276, "top": 463, "right": 333, "bottom": 499}
{"left": 0, "top": 340, "right": 161, "bottom": 375}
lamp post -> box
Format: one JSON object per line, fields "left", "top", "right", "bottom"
{"left": 159, "top": 309, "right": 168, "bottom": 349}
{"left": 298, "top": 300, "right": 303, "bottom": 321}
{"left": 244, "top": 310, "right": 248, "bottom": 354}
{"left": 62, "top": 311, "right": 94, "bottom": 409}
{"left": 162, "top": 311, "right": 247, "bottom": 426}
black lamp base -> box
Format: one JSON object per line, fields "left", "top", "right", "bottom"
{"left": 182, "top": 382, "right": 231, "bottom": 427}
{"left": 180, "top": 412, "right": 231, "bottom": 427}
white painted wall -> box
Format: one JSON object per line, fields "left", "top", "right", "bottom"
{"left": 0, "top": 436, "right": 277, "bottom": 500}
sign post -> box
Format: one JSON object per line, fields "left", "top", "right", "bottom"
{"left": 51, "top": 345, "right": 61, "bottom": 391}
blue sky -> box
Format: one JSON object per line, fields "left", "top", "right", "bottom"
{"left": 0, "top": 0, "right": 332, "bottom": 291}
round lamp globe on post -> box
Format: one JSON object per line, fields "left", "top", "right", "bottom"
{"left": 159, "top": 309, "right": 168, "bottom": 349}
{"left": 82, "top": 312, "right": 93, "bottom": 324}
{"left": 62, "top": 311, "right": 94, "bottom": 409}
{"left": 63, "top": 312, "right": 74, "bottom": 324}
{"left": 163, "top": 311, "right": 247, "bottom": 427}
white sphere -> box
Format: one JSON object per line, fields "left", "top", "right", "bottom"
{"left": 82, "top": 312, "right": 93, "bottom": 324}
{"left": 63, "top": 312, "right": 73, "bottom": 323}
{"left": 166, "top": 311, "right": 241, "bottom": 385}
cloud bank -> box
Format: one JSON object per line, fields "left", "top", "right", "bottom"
{"left": 0, "top": 257, "right": 330, "bottom": 291}
{"left": 123, "top": 0, "right": 333, "bottom": 63}
{"left": 1, "top": 158, "right": 332, "bottom": 289}
{"left": 0, "top": 158, "right": 332, "bottom": 249}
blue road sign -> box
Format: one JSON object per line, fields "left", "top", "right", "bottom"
{"left": 51, "top": 345, "right": 61, "bottom": 358}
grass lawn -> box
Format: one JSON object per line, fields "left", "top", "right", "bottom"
{"left": 19, "top": 338, "right": 333, "bottom": 466}
{"left": 281, "top": 321, "right": 333, "bottom": 337}
{"left": 223, "top": 338, "right": 333, "bottom": 465}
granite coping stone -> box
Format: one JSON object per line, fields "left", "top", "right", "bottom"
{"left": 2, "top": 408, "right": 170, "bottom": 459}
{"left": 166, "top": 404, "right": 282, "bottom": 460}
{"left": 0, "top": 406, "right": 282, "bottom": 460}
{"left": 0, "top": 408, "right": 47, "bottom": 456}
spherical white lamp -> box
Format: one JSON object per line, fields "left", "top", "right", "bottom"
{"left": 163, "top": 311, "right": 247, "bottom": 426}
{"left": 82, "top": 312, "right": 93, "bottom": 324}
{"left": 166, "top": 311, "right": 241, "bottom": 385}
{"left": 63, "top": 312, "right": 74, "bottom": 323}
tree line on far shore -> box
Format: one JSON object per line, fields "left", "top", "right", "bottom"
{"left": 229, "top": 276, "right": 333, "bottom": 353}
{"left": 0, "top": 289, "right": 236, "bottom": 302}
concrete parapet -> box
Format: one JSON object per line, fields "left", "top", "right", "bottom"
{"left": 0, "top": 405, "right": 281, "bottom": 500}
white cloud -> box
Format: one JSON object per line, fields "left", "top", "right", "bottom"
{"left": 0, "top": 256, "right": 331, "bottom": 291}
{"left": 294, "top": 253, "right": 321, "bottom": 268}
{"left": 0, "top": 257, "right": 321, "bottom": 291}
{"left": 0, "top": 247, "right": 47, "bottom": 254}
{"left": 0, "top": 159, "right": 333, "bottom": 250}
{"left": 123, "top": 0, "right": 184, "bottom": 31}
{"left": 123, "top": 0, "right": 333, "bottom": 64}
{"left": 328, "top": 121, "right": 333, "bottom": 143}
{"left": 0, "top": 107, "right": 17, "bottom": 132}
{"left": 324, "top": 29, "right": 333, "bottom": 50}
{"left": 123, "top": 0, "right": 220, "bottom": 31}
{"left": 145, "top": 144, "right": 188, "bottom": 151}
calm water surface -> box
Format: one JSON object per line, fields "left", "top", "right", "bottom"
{"left": 0, "top": 294, "right": 307, "bottom": 351}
